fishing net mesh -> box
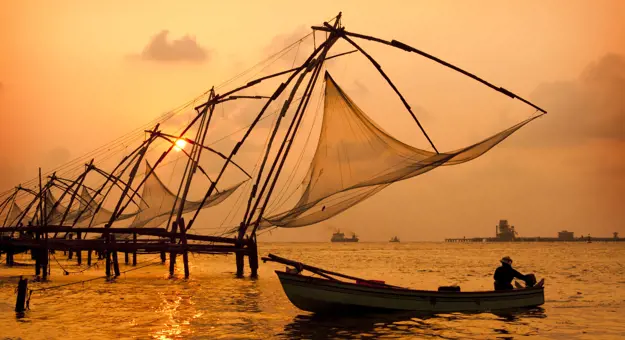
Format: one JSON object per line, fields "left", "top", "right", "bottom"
{"left": 260, "top": 72, "right": 540, "bottom": 229}
{"left": 128, "top": 162, "right": 245, "bottom": 229}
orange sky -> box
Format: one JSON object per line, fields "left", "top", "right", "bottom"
{"left": 1, "top": 1, "right": 624, "bottom": 241}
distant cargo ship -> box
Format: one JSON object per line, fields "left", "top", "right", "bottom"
{"left": 389, "top": 236, "right": 400, "bottom": 243}
{"left": 331, "top": 230, "right": 359, "bottom": 242}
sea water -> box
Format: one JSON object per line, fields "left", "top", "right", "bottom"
{"left": 1, "top": 242, "right": 624, "bottom": 339}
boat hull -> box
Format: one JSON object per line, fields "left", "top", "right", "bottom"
{"left": 276, "top": 271, "right": 544, "bottom": 313}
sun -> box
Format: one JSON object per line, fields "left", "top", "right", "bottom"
{"left": 173, "top": 139, "right": 187, "bottom": 152}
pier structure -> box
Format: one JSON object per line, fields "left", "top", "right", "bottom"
{"left": 445, "top": 220, "right": 624, "bottom": 243}
{"left": 0, "top": 221, "right": 259, "bottom": 279}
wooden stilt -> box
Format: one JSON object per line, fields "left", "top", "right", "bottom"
{"left": 42, "top": 234, "right": 48, "bottom": 281}
{"left": 111, "top": 234, "right": 120, "bottom": 277}
{"left": 68, "top": 233, "right": 74, "bottom": 259}
{"left": 236, "top": 238, "right": 244, "bottom": 278}
{"left": 160, "top": 251, "right": 166, "bottom": 264}
{"left": 132, "top": 233, "right": 137, "bottom": 266}
{"left": 15, "top": 277, "right": 28, "bottom": 314}
{"left": 169, "top": 222, "right": 178, "bottom": 277}
{"left": 34, "top": 232, "right": 41, "bottom": 276}
{"left": 76, "top": 232, "right": 82, "bottom": 265}
{"left": 248, "top": 235, "right": 259, "bottom": 278}
{"left": 179, "top": 219, "right": 190, "bottom": 279}
{"left": 87, "top": 250, "right": 92, "bottom": 266}
{"left": 6, "top": 249, "right": 13, "bottom": 266}
{"left": 105, "top": 233, "right": 111, "bottom": 278}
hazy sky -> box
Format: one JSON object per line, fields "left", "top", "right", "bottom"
{"left": 1, "top": 1, "right": 623, "bottom": 241}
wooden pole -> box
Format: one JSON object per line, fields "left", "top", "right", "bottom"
{"left": 42, "top": 232, "right": 48, "bottom": 281}
{"left": 185, "top": 37, "right": 335, "bottom": 232}
{"left": 68, "top": 233, "right": 73, "bottom": 259}
{"left": 132, "top": 233, "right": 137, "bottom": 266}
{"left": 331, "top": 30, "right": 439, "bottom": 153}
{"left": 87, "top": 250, "right": 92, "bottom": 266}
{"left": 105, "top": 231, "right": 111, "bottom": 278}
{"left": 169, "top": 222, "right": 177, "bottom": 277}
{"left": 235, "top": 249, "right": 244, "bottom": 278}
{"left": 248, "top": 234, "right": 259, "bottom": 278}
{"left": 76, "top": 232, "right": 82, "bottom": 265}
{"left": 111, "top": 234, "right": 120, "bottom": 277}
{"left": 15, "top": 277, "right": 28, "bottom": 314}
{"left": 178, "top": 219, "right": 190, "bottom": 279}
{"left": 35, "top": 232, "right": 41, "bottom": 276}
{"left": 310, "top": 26, "right": 547, "bottom": 114}
{"left": 6, "top": 248, "right": 14, "bottom": 266}
{"left": 248, "top": 39, "right": 335, "bottom": 237}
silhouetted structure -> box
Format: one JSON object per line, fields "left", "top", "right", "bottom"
{"left": 446, "top": 221, "right": 624, "bottom": 242}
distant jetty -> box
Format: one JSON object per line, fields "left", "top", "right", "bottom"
{"left": 445, "top": 220, "right": 624, "bottom": 243}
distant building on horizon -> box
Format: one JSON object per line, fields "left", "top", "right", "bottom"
{"left": 558, "top": 230, "right": 575, "bottom": 241}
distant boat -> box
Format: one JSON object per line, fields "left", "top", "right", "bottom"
{"left": 331, "top": 230, "right": 359, "bottom": 242}
{"left": 389, "top": 236, "right": 400, "bottom": 243}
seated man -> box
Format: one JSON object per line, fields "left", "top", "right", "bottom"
{"left": 494, "top": 256, "right": 532, "bottom": 290}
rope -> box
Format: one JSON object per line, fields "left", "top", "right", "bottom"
{"left": 25, "top": 254, "right": 164, "bottom": 309}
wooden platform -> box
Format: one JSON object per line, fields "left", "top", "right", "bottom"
{"left": 0, "top": 224, "right": 258, "bottom": 279}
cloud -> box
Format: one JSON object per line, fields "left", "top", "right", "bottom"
{"left": 526, "top": 53, "right": 625, "bottom": 146}
{"left": 139, "top": 30, "right": 210, "bottom": 63}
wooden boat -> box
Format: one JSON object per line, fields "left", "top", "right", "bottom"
{"left": 264, "top": 254, "right": 544, "bottom": 314}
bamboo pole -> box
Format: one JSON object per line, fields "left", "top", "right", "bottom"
{"left": 246, "top": 16, "right": 341, "bottom": 238}
{"left": 186, "top": 36, "right": 336, "bottom": 233}
{"left": 132, "top": 232, "right": 137, "bottom": 266}
{"left": 169, "top": 221, "right": 177, "bottom": 277}
{"left": 179, "top": 219, "right": 190, "bottom": 278}
{"left": 76, "top": 232, "right": 82, "bottom": 265}
{"left": 311, "top": 25, "right": 547, "bottom": 114}
{"left": 111, "top": 234, "right": 120, "bottom": 277}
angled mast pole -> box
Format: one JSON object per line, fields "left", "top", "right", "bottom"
{"left": 312, "top": 26, "right": 547, "bottom": 114}
{"left": 105, "top": 124, "right": 159, "bottom": 228}
{"left": 184, "top": 31, "right": 339, "bottom": 232}
{"left": 1, "top": 189, "right": 18, "bottom": 226}
{"left": 247, "top": 20, "right": 342, "bottom": 237}
{"left": 169, "top": 88, "right": 216, "bottom": 230}
{"left": 75, "top": 139, "right": 153, "bottom": 228}
{"left": 330, "top": 29, "right": 439, "bottom": 153}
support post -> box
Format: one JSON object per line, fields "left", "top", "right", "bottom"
{"left": 169, "top": 222, "right": 178, "bottom": 277}
{"left": 235, "top": 239, "right": 244, "bottom": 278}
{"left": 6, "top": 249, "right": 13, "bottom": 266}
{"left": 42, "top": 232, "right": 48, "bottom": 281}
{"left": 34, "top": 232, "right": 41, "bottom": 276}
{"left": 87, "top": 250, "right": 92, "bottom": 266}
{"left": 178, "top": 219, "right": 190, "bottom": 279}
{"left": 105, "top": 232, "right": 111, "bottom": 278}
{"left": 68, "top": 233, "right": 74, "bottom": 259}
{"left": 248, "top": 235, "right": 259, "bottom": 278}
{"left": 124, "top": 242, "right": 129, "bottom": 265}
{"left": 111, "top": 234, "right": 120, "bottom": 277}
{"left": 76, "top": 232, "right": 82, "bottom": 265}
{"left": 15, "top": 277, "right": 28, "bottom": 314}
{"left": 132, "top": 233, "right": 137, "bottom": 266}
